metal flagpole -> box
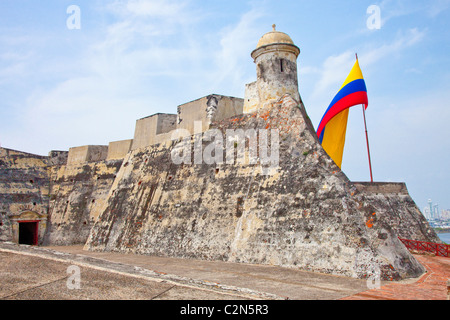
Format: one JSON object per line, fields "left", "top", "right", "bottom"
{"left": 356, "top": 53, "right": 373, "bottom": 183}
{"left": 362, "top": 104, "right": 374, "bottom": 183}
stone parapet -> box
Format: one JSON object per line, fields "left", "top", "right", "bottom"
{"left": 353, "top": 182, "right": 409, "bottom": 195}
{"left": 67, "top": 145, "right": 108, "bottom": 165}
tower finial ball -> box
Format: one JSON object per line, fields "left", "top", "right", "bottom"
{"left": 272, "top": 24, "right": 276, "bottom": 31}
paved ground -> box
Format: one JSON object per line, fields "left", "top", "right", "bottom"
{"left": 1, "top": 242, "right": 449, "bottom": 300}
{"left": 1, "top": 251, "right": 228, "bottom": 300}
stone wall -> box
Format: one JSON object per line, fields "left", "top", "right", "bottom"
{"left": 131, "top": 114, "right": 178, "bottom": 151}
{"left": 48, "top": 150, "right": 68, "bottom": 166}
{"left": 353, "top": 182, "right": 440, "bottom": 243}
{"left": 67, "top": 145, "right": 109, "bottom": 165}
{"left": 84, "top": 95, "right": 427, "bottom": 281}
{"left": 130, "top": 95, "right": 244, "bottom": 152}
{"left": 0, "top": 94, "right": 438, "bottom": 282}
{"left": 0, "top": 147, "right": 122, "bottom": 246}
{"left": 177, "top": 95, "right": 244, "bottom": 134}
{"left": 44, "top": 159, "right": 123, "bottom": 245}
{"left": 0, "top": 148, "right": 50, "bottom": 243}
{"left": 107, "top": 140, "right": 133, "bottom": 160}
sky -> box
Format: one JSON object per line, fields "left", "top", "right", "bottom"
{"left": 0, "top": 0, "right": 449, "bottom": 212}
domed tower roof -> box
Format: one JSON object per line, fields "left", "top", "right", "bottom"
{"left": 251, "top": 24, "right": 300, "bottom": 61}
{"left": 256, "top": 24, "right": 295, "bottom": 48}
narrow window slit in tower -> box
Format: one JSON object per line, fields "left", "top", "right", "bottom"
{"left": 280, "top": 59, "right": 284, "bottom": 73}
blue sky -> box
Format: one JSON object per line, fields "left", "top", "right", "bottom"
{"left": 1, "top": 0, "right": 449, "bottom": 211}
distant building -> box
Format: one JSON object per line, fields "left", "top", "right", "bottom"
{"left": 441, "top": 209, "right": 450, "bottom": 220}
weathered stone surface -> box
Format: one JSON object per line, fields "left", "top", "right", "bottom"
{"left": 107, "top": 140, "right": 133, "bottom": 160}
{"left": 0, "top": 148, "right": 49, "bottom": 243}
{"left": 67, "top": 145, "right": 109, "bottom": 165}
{"left": 44, "top": 159, "right": 123, "bottom": 245}
{"left": 352, "top": 182, "right": 440, "bottom": 243}
{"left": 0, "top": 147, "right": 122, "bottom": 245}
{"left": 131, "top": 114, "right": 177, "bottom": 151}
{"left": 47, "top": 150, "right": 68, "bottom": 166}
{"left": 177, "top": 95, "right": 244, "bottom": 134}
{"left": 84, "top": 95, "right": 427, "bottom": 280}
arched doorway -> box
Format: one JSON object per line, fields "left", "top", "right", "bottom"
{"left": 9, "top": 211, "right": 47, "bottom": 246}
{"left": 18, "top": 221, "right": 39, "bottom": 245}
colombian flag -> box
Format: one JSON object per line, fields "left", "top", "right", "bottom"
{"left": 316, "top": 58, "right": 368, "bottom": 168}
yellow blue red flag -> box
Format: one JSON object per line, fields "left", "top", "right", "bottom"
{"left": 316, "top": 58, "right": 368, "bottom": 168}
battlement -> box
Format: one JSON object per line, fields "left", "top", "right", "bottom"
{"left": 107, "top": 140, "right": 133, "bottom": 160}
{"left": 177, "top": 95, "right": 244, "bottom": 133}
{"left": 353, "top": 182, "right": 409, "bottom": 195}
{"left": 129, "top": 94, "right": 244, "bottom": 152}
{"left": 67, "top": 145, "right": 109, "bottom": 165}
{"left": 131, "top": 113, "right": 178, "bottom": 151}
{"left": 46, "top": 95, "right": 244, "bottom": 165}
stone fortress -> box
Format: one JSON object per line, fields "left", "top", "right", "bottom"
{"left": 0, "top": 26, "right": 441, "bottom": 281}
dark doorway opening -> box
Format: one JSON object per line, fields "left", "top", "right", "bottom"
{"left": 19, "top": 221, "right": 38, "bottom": 245}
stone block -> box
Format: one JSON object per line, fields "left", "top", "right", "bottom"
{"left": 67, "top": 145, "right": 108, "bottom": 165}
{"left": 107, "top": 139, "right": 133, "bottom": 160}
{"left": 131, "top": 114, "right": 177, "bottom": 151}
{"left": 177, "top": 95, "right": 244, "bottom": 134}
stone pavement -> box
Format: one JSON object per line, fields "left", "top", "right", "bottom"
{"left": 0, "top": 242, "right": 368, "bottom": 300}
{"left": 1, "top": 250, "right": 234, "bottom": 300}
{"left": 1, "top": 242, "right": 449, "bottom": 300}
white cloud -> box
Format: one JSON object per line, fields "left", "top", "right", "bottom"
{"left": 213, "top": 6, "right": 266, "bottom": 93}
{"left": 378, "top": 0, "right": 450, "bottom": 25}
{"left": 106, "top": 0, "right": 197, "bottom": 36}
{"left": 7, "top": 1, "right": 205, "bottom": 154}
{"left": 92, "top": 0, "right": 209, "bottom": 79}
{"left": 309, "top": 27, "right": 426, "bottom": 102}
{"left": 378, "top": 0, "right": 420, "bottom": 26}
{"left": 426, "top": 0, "right": 450, "bottom": 17}
{"left": 125, "top": 0, "right": 188, "bottom": 17}
{"left": 309, "top": 51, "right": 355, "bottom": 99}
{"left": 5, "top": 1, "right": 268, "bottom": 155}
{"left": 0, "top": 62, "right": 27, "bottom": 84}
{"left": 0, "top": 36, "right": 37, "bottom": 84}
{"left": 362, "top": 28, "right": 425, "bottom": 65}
